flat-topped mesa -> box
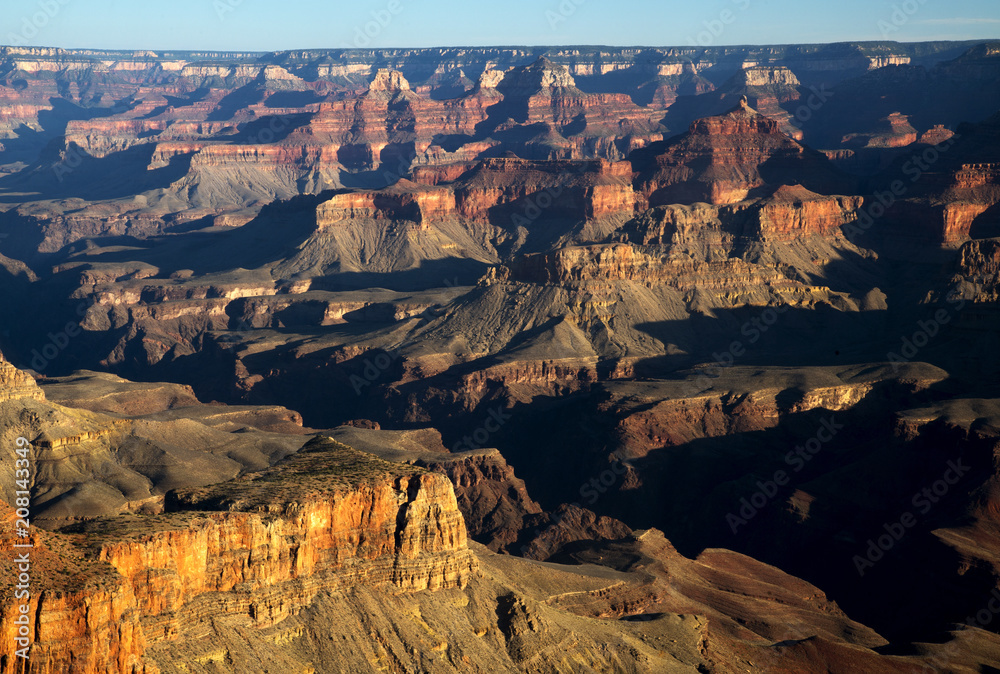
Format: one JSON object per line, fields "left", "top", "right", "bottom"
{"left": 498, "top": 56, "right": 578, "bottom": 93}
{"left": 455, "top": 157, "right": 636, "bottom": 221}
{"left": 152, "top": 437, "right": 474, "bottom": 596}
{"left": 410, "top": 162, "right": 480, "bottom": 185}
{"left": 316, "top": 180, "right": 456, "bottom": 227}
{"left": 617, "top": 187, "right": 863, "bottom": 250}
{"left": 753, "top": 184, "right": 864, "bottom": 240}
{"left": 600, "top": 365, "right": 947, "bottom": 459}
{"left": 65, "top": 119, "right": 171, "bottom": 157}
{"left": 152, "top": 437, "right": 474, "bottom": 593}
{"left": 317, "top": 158, "right": 636, "bottom": 226}
{"left": 842, "top": 112, "right": 919, "bottom": 149}
{"left": 0, "top": 352, "right": 45, "bottom": 403}
{"left": 504, "top": 244, "right": 793, "bottom": 298}
{"left": 921, "top": 125, "right": 957, "bottom": 146}
{"left": 368, "top": 68, "right": 411, "bottom": 93}
{"left": 509, "top": 244, "right": 667, "bottom": 286}
{"left": 503, "top": 234, "right": 861, "bottom": 309}
{"left": 176, "top": 63, "right": 265, "bottom": 84}
{"left": 736, "top": 66, "right": 801, "bottom": 89}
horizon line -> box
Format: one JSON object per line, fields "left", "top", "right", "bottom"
{"left": 2, "top": 37, "right": 998, "bottom": 56}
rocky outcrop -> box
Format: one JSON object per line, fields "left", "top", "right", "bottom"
{"left": 418, "top": 449, "right": 544, "bottom": 552}
{"left": 0, "top": 437, "right": 476, "bottom": 672}
{"left": 737, "top": 66, "right": 801, "bottom": 89}
{"left": 65, "top": 119, "right": 171, "bottom": 157}
{"left": 479, "top": 58, "right": 665, "bottom": 159}
{"left": 507, "top": 241, "right": 835, "bottom": 308}
{"left": 315, "top": 156, "right": 637, "bottom": 230}
{"left": 949, "top": 237, "right": 1000, "bottom": 307}
{"left": 920, "top": 125, "right": 956, "bottom": 146}
{"left": 872, "top": 111, "right": 1000, "bottom": 246}
{"left": 369, "top": 68, "right": 411, "bottom": 93}
{"left": 634, "top": 98, "right": 852, "bottom": 206}
{"left": 114, "top": 483, "right": 473, "bottom": 637}
{"left": 317, "top": 181, "right": 456, "bottom": 227}
{"left": 0, "top": 352, "right": 45, "bottom": 402}
{"left": 602, "top": 365, "right": 946, "bottom": 459}
{"left": 704, "top": 66, "right": 806, "bottom": 138}
{"left": 0, "top": 505, "right": 153, "bottom": 674}
{"left": 753, "top": 184, "right": 863, "bottom": 240}
{"left": 842, "top": 112, "right": 919, "bottom": 148}
{"left": 455, "top": 157, "right": 636, "bottom": 221}
{"left": 517, "top": 503, "right": 633, "bottom": 561}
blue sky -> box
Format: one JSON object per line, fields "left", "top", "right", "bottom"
{"left": 4, "top": 0, "right": 1000, "bottom": 51}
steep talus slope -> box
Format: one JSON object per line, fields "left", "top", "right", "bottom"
{"left": 0, "top": 352, "right": 309, "bottom": 525}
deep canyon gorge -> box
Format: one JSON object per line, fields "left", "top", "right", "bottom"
{"left": 1, "top": 40, "right": 1000, "bottom": 672}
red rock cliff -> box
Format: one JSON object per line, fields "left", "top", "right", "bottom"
{"left": 636, "top": 98, "right": 850, "bottom": 207}
{"left": 0, "top": 437, "right": 476, "bottom": 673}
